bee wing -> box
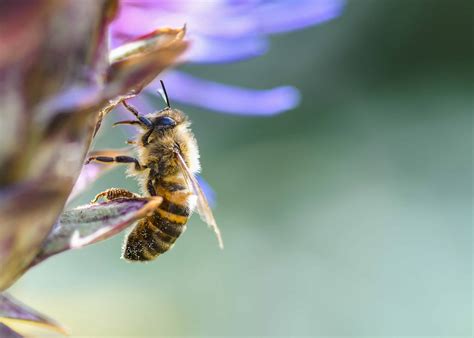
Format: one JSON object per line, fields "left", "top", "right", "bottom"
{"left": 174, "top": 150, "right": 224, "bottom": 249}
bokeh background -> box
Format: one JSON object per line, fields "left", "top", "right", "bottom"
{"left": 10, "top": 0, "right": 472, "bottom": 336}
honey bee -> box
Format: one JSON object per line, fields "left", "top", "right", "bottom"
{"left": 87, "top": 81, "right": 223, "bottom": 261}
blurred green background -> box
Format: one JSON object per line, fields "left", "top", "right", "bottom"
{"left": 10, "top": 0, "right": 472, "bottom": 336}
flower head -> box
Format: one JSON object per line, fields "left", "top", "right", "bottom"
{"left": 0, "top": 0, "right": 187, "bottom": 291}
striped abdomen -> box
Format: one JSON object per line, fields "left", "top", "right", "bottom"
{"left": 122, "top": 179, "right": 192, "bottom": 261}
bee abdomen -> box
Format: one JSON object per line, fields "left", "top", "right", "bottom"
{"left": 122, "top": 179, "right": 192, "bottom": 262}
{"left": 122, "top": 211, "right": 188, "bottom": 262}
{"left": 159, "top": 199, "right": 190, "bottom": 217}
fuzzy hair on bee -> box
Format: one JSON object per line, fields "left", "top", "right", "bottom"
{"left": 131, "top": 107, "right": 201, "bottom": 183}
{"left": 87, "top": 81, "right": 222, "bottom": 262}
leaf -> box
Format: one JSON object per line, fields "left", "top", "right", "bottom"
{"left": 0, "top": 293, "right": 65, "bottom": 335}
{"left": 0, "top": 0, "right": 115, "bottom": 291}
{"left": 106, "top": 26, "right": 188, "bottom": 95}
{"left": 0, "top": 14, "right": 185, "bottom": 290}
{"left": 0, "top": 323, "right": 23, "bottom": 338}
{"left": 0, "top": 178, "right": 74, "bottom": 290}
{"left": 32, "top": 197, "right": 162, "bottom": 266}
{"left": 109, "top": 26, "right": 187, "bottom": 63}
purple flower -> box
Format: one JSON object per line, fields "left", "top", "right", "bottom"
{"left": 111, "top": 0, "right": 345, "bottom": 115}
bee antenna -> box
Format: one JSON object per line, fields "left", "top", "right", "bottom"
{"left": 158, "top": 80, "right": 171, "bottom": 108}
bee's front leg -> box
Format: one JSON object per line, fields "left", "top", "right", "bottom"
{"left": 122, "top": 100, "right": 153, "bottom": 127}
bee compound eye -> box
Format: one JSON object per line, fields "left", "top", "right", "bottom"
{"left": 157, "top": 116, "right": 176, "bottom": 127}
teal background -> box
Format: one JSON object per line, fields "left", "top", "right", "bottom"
{"left": 10, "top": 0, "right": 472, "bottom": 336}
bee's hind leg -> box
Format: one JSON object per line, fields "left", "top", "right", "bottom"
{"left": 92, "top": 188, "right": 140, "bottom": 203}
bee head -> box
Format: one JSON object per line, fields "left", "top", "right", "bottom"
{"left": 138, "top": 81, "right": 194, "bottom": 147}
{"left": 150, "top": 80, "right": 189, "bottom": 130}
{"left": 149, "top": 107, "right": 189, "bottom": 133}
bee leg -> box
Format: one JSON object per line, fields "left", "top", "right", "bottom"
{"left": 86, "top": 155, "right": 145, "bottom": 171}
{"left": 141, "top": 128, "right": 154, "bottom": 146}
{"left": 122, "top": 100, "right": 153, "bottom": 128}
{"left": 146, "top": 172, "right": 157, "bottom": 196}
{"left": 113, "top": 120, "right": 142, "bottom": 127}
{"left": 121, "top": 100, "right": 140, "bottom": 117}
{"left": 92, "top": 188, "right": 140, "bottom": 203}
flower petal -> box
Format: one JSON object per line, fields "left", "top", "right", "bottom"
{"left": 111, "top": 1, "right": 345, "bottom": 43}
{"left": 150, "top": 71, "right": 300, "bottom": 115}
{"left": 32, "top": 197, "right": 162, "bottom": 267}
{"left": 110, "top": 2, "right": 252, "bottom": 46}
{"left": 257, "top": 0, "right": 346, "bottom": 34}
{"left": 184, "top": 35, "right": 268, "bottom": 63}
{"left": 0, "top": 293, "right": 65, "bottom": 335}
